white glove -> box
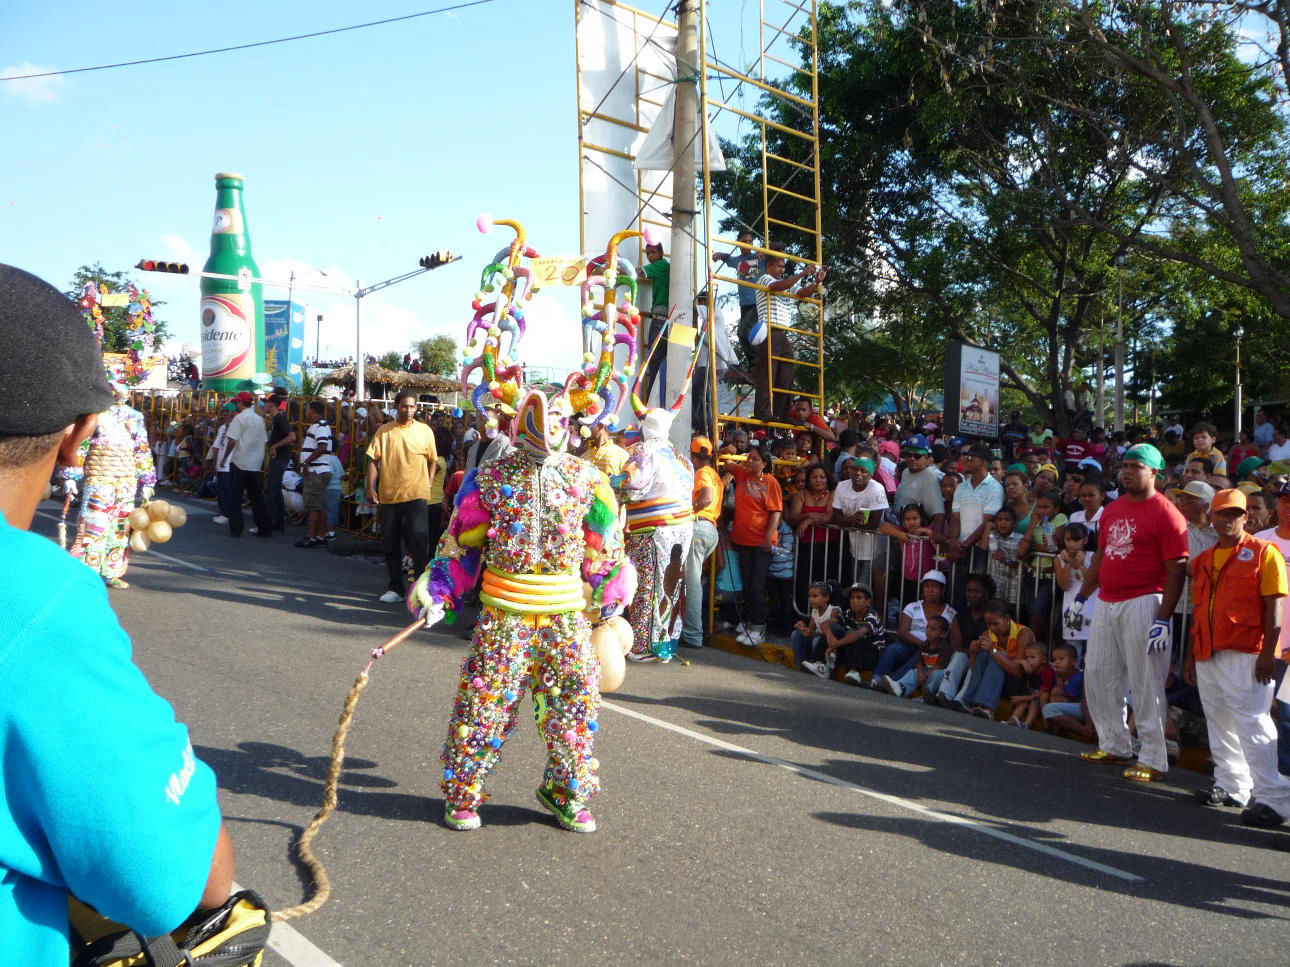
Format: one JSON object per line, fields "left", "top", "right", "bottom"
{"left": 407, "top": 571, "right": 446, "bottom": 628}
{"left": 1063, "top": 598, "right": 1085, "bottom": 633}
{"left": 1146, "top": 619, "right": 1171, "bottom": 654}
{"left": 63, "top": 478, "right": 78, "bottom": 499}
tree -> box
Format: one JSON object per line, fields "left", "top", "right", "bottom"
{"left": 917, "top": 0, "right": 1290, "bottom": 323}
{"left": 710, "top": 1, "right": 1288, "bottom": 433}
{"left": 414, "top": 335, "right": 459, "bottom": 377}
{"left": 64, "top": 262, "right": 170, "bottom": 353}
{"left": 377, "top": 350, "right": 404, "bottom": 371}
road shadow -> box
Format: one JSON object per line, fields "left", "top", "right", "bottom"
{"left": 815, "top": 809, "right": 1290, "bottom": 920}
{"left": 607, "top": 688, "right": 1290, "bottom": 918}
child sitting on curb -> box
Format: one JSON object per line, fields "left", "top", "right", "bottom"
{"left": 825, "top": 583, "right": 887, "bottom": 686}
{"left": 1005, "top": 642, "right": 1054, "bottom": 728}
{"left": 793, "top": 581, "right": 838, "bottom": 678}
{"left": 1040, "top": 643, "right": 1093, "bottom": 738}
{"left": 880, "top": 614, "right": 956, "bottom": 699}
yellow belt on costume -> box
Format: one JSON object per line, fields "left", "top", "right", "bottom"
{"left": 625, "top": 497, "right": 694, "bottom": 533}
{"left": 479, "top": 568, "right": 585, "bottom": 615}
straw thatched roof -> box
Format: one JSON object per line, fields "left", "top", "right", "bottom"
{"left": 320, "top": 364, "right": 461, "bottom": 396}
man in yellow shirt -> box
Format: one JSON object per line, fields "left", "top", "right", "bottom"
{"left": 680, "top": 436, "right": 723, "bottom": 648}
{"left": 586, "top": 420, "right": 629, "bottom": 481}
{"left": 366, "top": 390, "right": 438, "bottom": 604}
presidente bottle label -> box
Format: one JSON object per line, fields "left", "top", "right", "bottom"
{"left": 201, "top": 292, "right": 255, "bottom": 379}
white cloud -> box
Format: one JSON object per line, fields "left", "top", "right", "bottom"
{"left": 0, "top": 63, "right": 66, "bottom": 103}
{"left": 160, "top": 234, "right": 195, "bottom": 262}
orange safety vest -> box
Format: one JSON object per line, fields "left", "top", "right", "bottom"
{"left": 1190, "top": 532, "right": 1272, "bottom": 661}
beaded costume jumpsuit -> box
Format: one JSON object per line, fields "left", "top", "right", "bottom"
{"left": 412, "top": 445, "right": 633, "bottom": 814}
{"left": 61, "top": 403, "right": 155, "bottom": 583}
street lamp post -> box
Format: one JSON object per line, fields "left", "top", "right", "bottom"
{"left": 1234, "top": 324, "right": 1244, "bottom": 438}
{"left": 1114, "top": 252, "right": 1126, "bottom": 432}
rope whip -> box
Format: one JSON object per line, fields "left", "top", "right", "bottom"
{"left": 272, "top": 617, "right": 425, "bottom": 923}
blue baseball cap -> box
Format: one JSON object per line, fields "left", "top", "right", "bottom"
{"left": 903, "top": 434, "right": 931, "bottom": 453}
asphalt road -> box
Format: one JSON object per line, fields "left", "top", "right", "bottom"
{"left": 33, "top": 495, "right": 1290, "bottom": 966}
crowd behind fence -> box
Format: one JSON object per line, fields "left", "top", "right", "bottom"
{"left": 128, "top": 389, "right": 463, "bottom": 538}
{"left": 778, "top": 527, "right": 1193, "bottom": 671}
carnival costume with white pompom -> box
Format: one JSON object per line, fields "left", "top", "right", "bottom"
{"left": 409, "top": 217, "right": 635, "bottom": 833}
{"left": 60, "top": 285, "right": 161, "bottom": 590}
{"left": 620, "top": 332, "right": 700, "bottom": 662}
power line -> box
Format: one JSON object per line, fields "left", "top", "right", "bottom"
{"left": 0, "top": 0, "right": 498, "bottom": 82}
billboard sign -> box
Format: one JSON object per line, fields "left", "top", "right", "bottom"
{"left": 944, "top": 341, "right": 1000, "bottom": 439}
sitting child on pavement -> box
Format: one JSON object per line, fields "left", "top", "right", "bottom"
{"left": 1005, "top": 642, "right": 1055, "bottom": 728}
{"left": 821, "top": 583, "right": 887, "bottom": 685}
{"left": 793, "top": 581, "right": 838, "bottom": 678}
{"left": 879, "top": 614, "right": 957, "bottom": 699}
{"left": 1040, "top": 642, "right": 1093, "bottom": 738}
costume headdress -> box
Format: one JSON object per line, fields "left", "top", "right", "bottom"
{"left": 461, "top": 215, "right": 534, "bottom": 423}
{"left": 80, "top": 281, "right": 161, "bottom": 389}
{"left": 628, "top": 307, "right": 706, "bottom": 442}
{"left": 563, "top": 228, "right": 650, "bottom": 433}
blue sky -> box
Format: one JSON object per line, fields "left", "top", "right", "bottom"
{"left": 0, "top": 1, "right": 601, "bottom": 369}
{"left": 1, "top": 0, "right": 799, "bottom": 376}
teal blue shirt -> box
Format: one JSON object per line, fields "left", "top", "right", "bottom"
{"left": 0, "top": 511, "right": 221, "bottom": 964}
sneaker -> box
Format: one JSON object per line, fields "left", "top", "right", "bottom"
{"left": 1165, "top": 739, "right": 1180, "bottom": 766}
{"left": 799, "top": 660, "right": 823, "bottom": 676}
{"left": 878, "top": 675, "right": 903, "bottom": 697}
{"left": 843, "top": 670, "right": 863, "bottom": 687}
{"left": 626, "top": 652, "right": 662, "bottom": 663}
{"left": 1239, "top": 801, "right": 1286, "bottom": 829}
{"left": 921, "top": 689, "right": 939, "bottom": 705}
{"left": 212, "top": 515, "right": 229, "bottom": 525}
{"left": 741, "top": 626, "right": 765, "bottom": 646}
{"left": 535, "top": 786, "right": 596, "bottom": 833}
{"left": 443, "top": 804, "right": 481, "bottom": 831}
{"left": 379, "top": 590, "right": 403, "bottom": 604}
{"left": 325, "top": 531, "right": 336, "bottom": 540}
{"left": 805, "top": 661, "right": 829, "bottom": 680}
{"left": 1193, "top": 785, "right": 1246, "bottom": 809}
{"left": 825, "top": 651, "right": 837, "bottom": 672}
{"left": 969, "top": 705, "right": 993, "bottom": 719}
{"left": 295, "top": 536, "right": 322, "bottom": 548}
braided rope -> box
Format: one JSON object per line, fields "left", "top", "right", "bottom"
{"left": 272, "top": 619, "right": 423, "bottom": 922}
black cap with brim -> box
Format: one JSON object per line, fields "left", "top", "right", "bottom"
{"left": 0, "top": 264, "right": 115, "bottom": 435}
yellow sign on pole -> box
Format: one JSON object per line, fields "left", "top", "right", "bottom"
{"left": 530, "top": 256, "right": 588, "bottom": 288}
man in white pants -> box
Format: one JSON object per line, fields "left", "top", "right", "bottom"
{"left": 1066, "top": 444, "right": 1188, "bottom": 782}
{"left": 1185, "top": 488, "right": 1290, "bottom": 828}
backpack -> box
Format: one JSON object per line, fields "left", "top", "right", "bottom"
{"left": 70, "top": 889, "right": 270, "bottom": 967}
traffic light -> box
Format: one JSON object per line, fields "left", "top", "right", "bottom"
{"left": 137, "top": 260, "right": 190, "bottom": 274}
{"left": 418, "top": 251, "right": 455, "bottom": 270}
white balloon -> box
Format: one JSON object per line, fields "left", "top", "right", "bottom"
{"left": 146, "top": 499, "right": 172, "bottom": 521}
{"left": 146, "top": 520, "right": 173, "bottom": 544}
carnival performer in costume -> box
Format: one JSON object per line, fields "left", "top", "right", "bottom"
{"left": 620, "top": 328, "right": 702, "bottom": 662}
{"left": 409, "top": 217, "right": 636, "bottom": 834}
{"left": 61, "top": 382, "right": 156, "bottom": 589}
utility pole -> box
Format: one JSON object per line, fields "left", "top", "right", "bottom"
{"left": 1114, "top": 252, "right": 1126, "bottom": 431}
{"left": 1096, "top": 307, "right": 1105, "bottom": 428}
{"left": 665, "top": 0, "right": 701, "bottom": 453}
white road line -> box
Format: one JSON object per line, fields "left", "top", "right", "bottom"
{"left": 34, "top": 511, "right": 211, "bottom": 572}
{"left": 602, "top": 699, "right": 1143, "bottom": 883}
{"left": 231, "top": 882, "right": 343, "bottom": 967}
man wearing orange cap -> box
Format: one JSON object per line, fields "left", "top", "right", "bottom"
{"left": 681, "top": 436, "right": 722, "bottom": 648}
{"left": 1185, "top": 488, "right": 1290, "bottom": 828}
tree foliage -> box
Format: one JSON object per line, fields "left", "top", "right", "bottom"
{"left": 708, "top": 0, "right": 1290, "bottom": 430}
{"left": 64, "top": 262, "right": 171, "bottom": 353}
{"left": 414, "top": 334, "right": 459, "bottom": 377}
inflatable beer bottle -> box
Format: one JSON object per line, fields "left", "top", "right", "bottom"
{"left": 200, "top": 172, "right": 264, "bottom": 392}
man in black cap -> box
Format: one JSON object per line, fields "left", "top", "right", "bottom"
{"left": 0, "top": 265, "right": 233, "bottom": 964}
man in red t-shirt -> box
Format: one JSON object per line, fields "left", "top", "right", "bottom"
{"left": 1059, "top": 426, "right": 1092, "bottom": 473}
{"left": 1066, "top": 443, "right": 1189, "bottom": 781}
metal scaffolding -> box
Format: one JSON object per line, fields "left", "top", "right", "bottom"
{"left": 574, "top": 0, "right": 825, "bottom": 436}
